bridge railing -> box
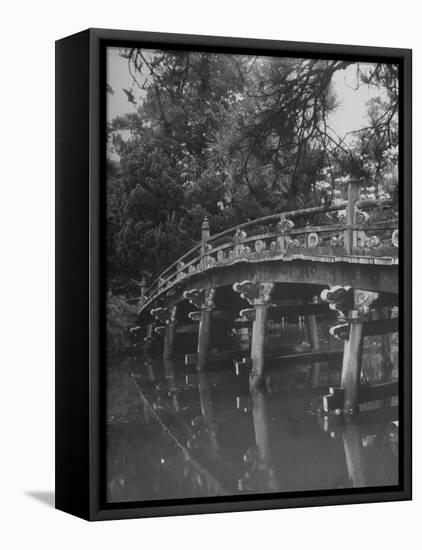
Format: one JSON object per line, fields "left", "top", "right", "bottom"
{"left": 137, "top": 185, "right": 398, "bottom": 313}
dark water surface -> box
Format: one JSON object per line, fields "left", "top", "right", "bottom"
{"left": 106, "top": 334, "right": 398, "bottom": 503}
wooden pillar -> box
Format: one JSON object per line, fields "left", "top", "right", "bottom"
{"left": 321, "top": 287, "right": 379, "bottom": 413}
{"left": 163, "top": 322, "right": 176, "bottom": 359}
{"left": 306, "top": 314, "right": 320, "bottom": 350}
{"left": 306, "top": 314, "right": 321, "bottom": 386}
{"left": 250, "top": 304, "right": 269, "bottom": 387}
{"left": 341, "top": 321, "right": 364, "bottom": 413}
{"left": 150, "top": 305, "right": 177, "bottom": 360}
{"left": 344, "top": 181, "right": 360, "bottom": 254}
{"left": 184, "top": 288, "right": 216, "bottom": 370}
{"left": 233, "top": 281, "right": 274, "bottom": 389}
{"left": 197, "top": 307, "right": 212, "bottom": 370}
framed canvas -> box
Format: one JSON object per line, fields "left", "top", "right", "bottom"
{"left": 55, "top": 28, "right": 412, "bottom": 521}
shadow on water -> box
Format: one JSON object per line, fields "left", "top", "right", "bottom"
{"left": 26, "top": 491, "right": 55, "bottom": 508}
{"left": 106, "top": 320, "right": 399, "bottom": 504}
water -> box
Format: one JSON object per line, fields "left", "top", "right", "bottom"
{"left": 106, "top": 327, "right": 399, "bottom": 504}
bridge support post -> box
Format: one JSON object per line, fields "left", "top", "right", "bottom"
{"left": 197, "top": 308, "right": 212, "bottom": 370}
{"left": 250, "top": 304, "right": 269, "bottom": 387}
{"left": 306, "top": 314, "right": 320, "bottom": 350}
{"left": 150, "top": 305, "right": 178, "bottom": 360}
{"left": 233, "top": 281, "right": 274, "bottom": 390}
{"left": 321, "top": 286, "right": 379, "bottom": 413}
{"left": 184, "top": 288, "right": 216, "bottom": 370}
{"left": 163, "top": 321, "right": 176, "bottom": 360}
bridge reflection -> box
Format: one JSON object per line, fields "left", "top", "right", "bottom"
{"left": 106, "top": 325, "right": 399, "bottom": 503}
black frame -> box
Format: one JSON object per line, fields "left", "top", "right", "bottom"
{"left": 56, "top": 28, "right": 412, "bottom": 521}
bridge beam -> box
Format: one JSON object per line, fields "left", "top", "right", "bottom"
{"left": 233, "top": 281, "right": 274, "bottom": 390}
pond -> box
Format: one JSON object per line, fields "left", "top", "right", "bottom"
{"left": 106, "top": 328, "right": 398, "bottom": 503}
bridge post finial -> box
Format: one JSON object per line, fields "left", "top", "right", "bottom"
{"left": 344, "top": 180, "right": 361, "bottom": 254}
{"left": 202, "top": 216, "right": 210, "bottom": 241}
{"left": 201, "top": 216, "right": 211, "bottom": 270}
{"left": 140, "top": 275, "right": 147, "bottom": 298}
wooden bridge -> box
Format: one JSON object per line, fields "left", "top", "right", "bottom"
{"left": 136, "top": 181, "right": 399, "bottom": 414}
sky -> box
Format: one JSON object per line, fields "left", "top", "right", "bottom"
{"left": 106, "top": 47, "right": 388, "bottom": 156}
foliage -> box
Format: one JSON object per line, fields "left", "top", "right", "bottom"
{"left": 106, "top": 292, "right": 138, "bottom": 356}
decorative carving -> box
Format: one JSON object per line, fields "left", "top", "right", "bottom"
{"left": 307, "top": 232, "right": 321, "bottom": 248}
{"left": 203, "top": 288, "right": 216, "bottom": 309}
{"left": 206, "top": 256, "right": 217, "bottom": 268}
{"left": 183, "top": 288, "right": 216, "bottom": 310}
{"left": 366, "top": 235, "right": 381, "bottom": 248}
{"left": 188, "top": 311, "right": 202, "bottom": 322}
{"left": 277, "top": 236, "right": 286, "bottom": 250}
{"left": 233, "top": 228, "right": 247, "bottom": 243}
{"left": 321, "top": 286, "right": 379, "bottom": 318}
{"left": 356, "top": 210, "right": 370, "bottom": 224}
{"left": 276, "top": 214, "right": 295, "bottom": 234}
{"left": 233, "top": 281, "right": 274, "bottom": 305}
{"left": 392, "top": 228, "right": 399, "bottom": 248}
{"left": 329, "top": 235, "right": 339, "bottom": 248}
{"left": 183, "top": 289, "right": 202, "bottom": 309}
{"left": 150, "top": 307, "right": 170, "bottom": 324}
{"left": 239, "top": 308, "right": 256, "bottom": 321}
{"left": 150, "top": 305, "right": 177, "bottom": 325}
{"left": 143, "top": 323, "right": 155, "bottom": 343}
{"left": 338, "top": 210, "right": 347, "bottom": 224}
{"left": 356, "top": 230, "right": 368, "bottom": 247}
{"left": 320, "top": 286, "right": 354, "bottom": 317}
{"left": 254, "top": 239, "right": 266, "bottom": 253}
{"left": 329, "top": 323, "right": 350, "bottom": 340}
{"left": 354, "top": 290, "right": 379, "bottom": 316}
{"left": 168, "top": 305, "right": 177, "bottom": 324}
{"left": 154, "top": 326, "right": 166, "bottom": 336}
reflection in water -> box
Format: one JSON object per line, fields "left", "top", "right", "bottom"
{"left": 107, "top": 330, "right": 399, "bottom": 503}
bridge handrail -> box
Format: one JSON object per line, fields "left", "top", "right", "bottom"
{"left": 205, "top": 198, "right": 393, "bottom": 246}
{"left": 137, "top": 197, "right": 396, "bottom": 313}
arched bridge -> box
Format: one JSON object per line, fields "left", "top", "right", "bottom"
{"left": 135, "top": 181, "right": 399, "bottom": 414}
